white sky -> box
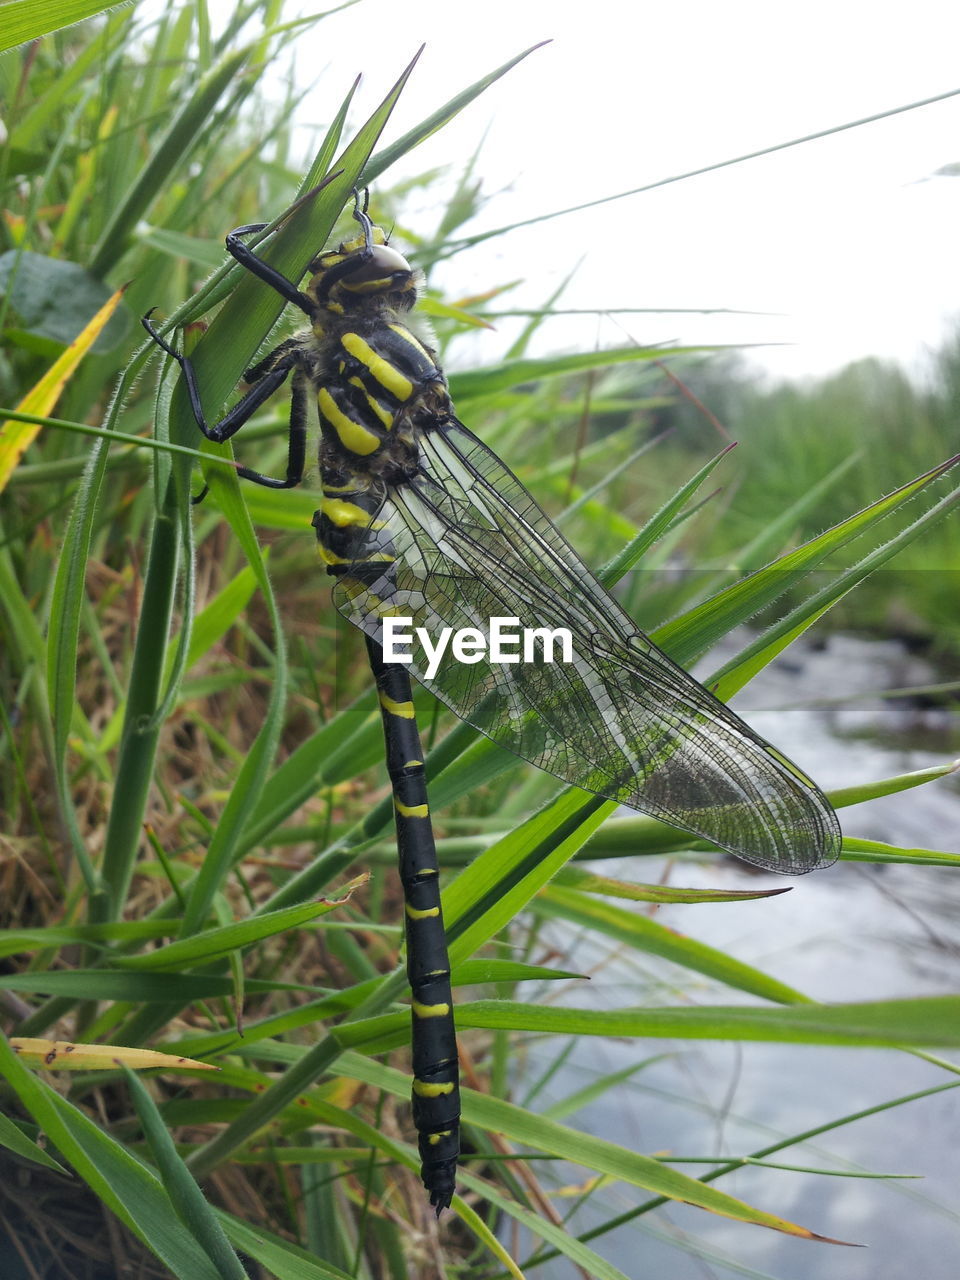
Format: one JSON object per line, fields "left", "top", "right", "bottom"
{"left": 229, "top": 0, "right": 960, "bottom": 381}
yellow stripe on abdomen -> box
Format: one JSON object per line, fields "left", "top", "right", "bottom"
{"left": 412, "top": 999, "right": 450, "bottom": 1018}
{"left": 405, "top": 902, "right": 440, "bottom": 920}
{"left": 378, "top": 692, "right": 414, "bottom": 718}
{"left": 395, "top": 798, "right": 429, "bottom": 819}
{"left": 319, "top": 497, "right": 383, "bottom": 528}
{"left": 412, "top": 1079, "right": 455, "bottom": 1098}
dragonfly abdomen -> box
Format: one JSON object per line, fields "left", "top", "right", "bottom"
{"left": 366, "top": 640, "right": 460, "bottom": 1214}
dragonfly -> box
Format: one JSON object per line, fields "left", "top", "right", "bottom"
{"left": 144, "top": 189, "right": 841, "bottom": 1214}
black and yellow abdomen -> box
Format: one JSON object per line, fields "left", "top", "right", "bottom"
{"left": 368, "top": 644, "right": 459, "bottom": 1213}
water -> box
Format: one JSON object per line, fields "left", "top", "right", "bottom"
{"left": 513, "top": 633, "right": 960, "bottom": 1279}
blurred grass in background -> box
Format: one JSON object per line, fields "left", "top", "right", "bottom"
{"left": 2, "top": 3, "right": 960, "bottom": 1279}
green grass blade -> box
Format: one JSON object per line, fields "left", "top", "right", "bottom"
{"left": 709, "top": 475, "right": 960, "bottom": 698}
{"left": 177, "top": 469, "right": 287, "bottom": 936}
{"left": 0, "top": 0, "right": 115, "bottom": 52}
{"left": 338, "top": 1053, "right": 845, "bottom": 1243}
{"left": 97, "top": 469, "right": 182, "bottom": 918}
{"left": 537, "top": 885, "right": 809, "bottom": 1003}
{"left": 121, "top": 1066, "right": 249, "bottom": 1280}
{"left": 838, "top": 839, "right": 960, "bottom": 867}
{"left": 449, "top": 345, "right": 705, "bottom": 402}
{"left": 117, "top": 877, "right": 366, "bottom": 971}
{"left": 831, "top": 761, "right": 958, "bottom": 807}
{"left": 0, "top": 1109, "right": 68, "bottom": 1174}
{"left": 0, "top": 920, "right": 172, "bottom": 959}
{"left": 214, "top": 1212, "right": 358, "bottom": 1280}
{"left": 552, "top": 865, "right": 793, "bottom": 903}
{"left": 456, "top": 996, "right": 960, "bottom": 1047}
{"left": 88, "top": 48, "right": 252, "bottom": 277}
{"left": 442, "top": 791, "right": 613, "bottom": 962}
{"left": 0, "top": 970, "right": 309, "bottom": 1002}
{"left": 656, "top": 451, "right": 960, "bottom": 667}
{"left": 600, "top": 443, "right": 736, "bottom": 584}
{"left": 0, "top": 1034, "right": 223, "bottom": 1278}
{"left": 455, "top": 958, "right": 584, "bottom": 984}
{"left": 363, "top": 42, "right": 549, "bottom": 185}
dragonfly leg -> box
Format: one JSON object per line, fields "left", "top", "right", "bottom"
{"left": 141, "top": 315, "right": 307, "bottom": 492}
{"left": 309, "top": 189, "right": 379, "bottom": 302}
{"left": 225, "top": 223, "right": 314, "bottom": 314}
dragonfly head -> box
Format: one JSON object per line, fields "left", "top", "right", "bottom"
{"left": 307, "top": 221, "right": 419, "bottom": 318}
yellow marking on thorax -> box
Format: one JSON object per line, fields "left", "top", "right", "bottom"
{"left": 317, "top": 544, "right": 393, "bottom": 568}
{"left": 317, "top": 386, "right": 381, "bottom": 456}
{"left": 367, "top": 393, "right": 396, "bottom": 429}
{"left": 412, "top": 999, "right": 450, "bottom": 1018}
{"left": 395, "top": 798, "right": 429, "bottom": 819}
{"left": 405, "top": 902, "right": 440, "bottom": 920}
{"left": 378, "top": 692, "right": 414, "bottom": 718}
{"left": 346, "top": 375, "right": 395, "bottom": 430}
{"left": 388, "top": 323, "right": 431, "bottom": 362}
{"left": 412, "top": 1079, "right": 455, "bottom": 1098}
{"left": 317, "top": 544, "right": 349, "bottom": 567}
{"left": 427, "top": 1131, "right": 451, "bottom": 1145}
{"left": 341, "top": 331, "right": 413, "bottom": 402}
{"left": 319, "top": 497, "right": 384, "bottom": 529}
{"left": 344, "top": 275, "right": 400, "bottom": 295}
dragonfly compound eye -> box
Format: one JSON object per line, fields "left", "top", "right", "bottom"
{"left": 362, "top": 243, "right": 411, "bottom": 273}
{"left": 342, "top": 243, "right": 413, "bottom": 291}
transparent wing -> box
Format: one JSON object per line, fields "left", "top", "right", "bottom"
{"left": 334, "top": 419, "right": 841, "bottom": 873}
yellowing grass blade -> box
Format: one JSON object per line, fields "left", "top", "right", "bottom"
{"left": 0, "top": 283, "right": 126, "bottom": 492}
{"left": 10, "top": 1038, "right": 218, "bottom": 1073}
